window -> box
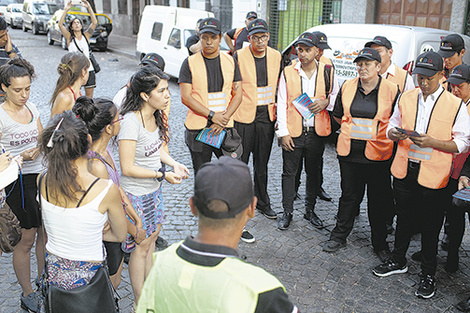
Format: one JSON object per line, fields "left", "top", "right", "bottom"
{"left": 102, "top": 0, "right": 111, "bottom": 14}
{"left": 33, "top": 3, "right": 57, "bottom": 15}
{"left": 151, "top": 22, "right": 163, "bottom": 41}
{"left": 118, "top": 0, "right": 127, "bottom": 14}
{"left": 167, "top": 28, "right": 181, "bottom": 48}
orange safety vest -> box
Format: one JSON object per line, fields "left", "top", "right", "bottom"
{"left": 233, "top": 46, "right": 281, "bottom": 123}
{"left": 391, "top": 88, "right": 462, "bottom": 189}
{"left": 451, "top": 101, "right": 470, "bottom": 179}
{"left": 336, "top": 77, "right": 397, "bottom": 161}
{"left": 185, "top": 52, "right": 235, "bottom": 130}
{"left": 385, "top": 64, "right": 408, "bottom": 93}
{"left": 283, "top": 62, "right": 331, "bottom": 137}
{"left": 233, "top": 27, "right": 244, "bottom": 47}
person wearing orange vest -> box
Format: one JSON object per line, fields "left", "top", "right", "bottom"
{"left": 438, "top": 34, "right": 466, "bottom": 92}
{"left": 276, "top": 32, "right": 337, "bottom": 230}
{"left": 323, "top": 48, "right": 399, "bottom": 258}
{"left": 223, "top": 11, "right": 258, "bottom": 53}
{"left": 179, "top": 18, "right": 255, "bottom": 243}
{"left": 439, "top": 65, "right": 470, "bottom": 276}
{"left": 372, "top": 51, "right": 470, "bottom": 299}
{"left": 232, "top": 19, "right": 282, "bottom": 219}
{"left": 364, "top": 36, "right": 415, "bottom": 93}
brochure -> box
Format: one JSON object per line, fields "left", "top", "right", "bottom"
{"left": 292, "top": 93, "right": 317, "bottom": 121}
{"left": 453, "top": 188, "right": 470, "bottom": 203}
{"left": 196, "top": 128, "right": 226, "bottom": 149}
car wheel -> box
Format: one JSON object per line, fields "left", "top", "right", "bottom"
{"left": 22, "top": 22, "right": 27, "bottom": 32}
{"left": 32, "top": 23, "right": 38, "bottom": 35}
{"left": 61, "top": 36, "right": 68, "bottom": 50}
{"left": 47, "top": 31, "right": 54, "bottom": 45}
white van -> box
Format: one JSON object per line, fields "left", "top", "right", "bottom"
{"left": 136, "top": 5, "right": 214, "bottom": 78}
{"left": 282, "top": 24, "right": 470, "bottom": 84}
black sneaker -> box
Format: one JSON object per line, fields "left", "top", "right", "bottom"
{"left": 415, "top": 274, "right": 435, "bottom": 299}
{"left": 372, "top": 260, "right": 408, "bottom": 277}
{"left": 240, "top": 229, "right": 255, "bottom": 243}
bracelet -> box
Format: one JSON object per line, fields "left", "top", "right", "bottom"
{"left": 207, "top": 110, "right": 215, "bottom": 121}
{"left": 6, "top": 50, "right": 13, "bottom": 55}
{"left": 156, "top": 166, "right": 166, "bottom": 182}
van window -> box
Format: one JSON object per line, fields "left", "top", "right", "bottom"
{"left": 168, "top": 28, "right": 181, "bottom": 49}
{"left": 151, "top": 22, "right": 163, "bottom": 41}
{"left": 33, "top": 3, "right": 57, "bottom": 15}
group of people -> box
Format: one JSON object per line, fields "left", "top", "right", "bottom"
{"left": 2, "top": 3, "right": 470, "bottom": 312}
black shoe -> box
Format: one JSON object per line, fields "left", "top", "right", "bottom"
{"left": 375, "top": 249, "right": 392, "bottom": 263}
{"left": 455, "top": 296, "right": 470, "bottom": 312}
{"left": 240, "top": 229, "right": 255, "bottom": 243}
{"left": 258, "top": 207, "right": 277, "bottom": 219}
{"left": 372, "top": 260, "right": 408, "bottom": 277}
{"left": 317, "top": 187, "right": 332, "bottom": 201}
{"left": 415, "top": 273, "right": 436, "bottom": 299}
{"left": 304, "top": 211, "right": 324, "bottom": 229}
{"left": 411, "top": 250, "right": 423, "bottom": 262}
{"left": 323, "top": 240, "right": 346, "bottom": 252}
{"left": 441, "top": 234, "right": 449, "bottom": 251}
{"left": 277, "top": 213, "right": 292, "bottom": 230}
{"left": 156, "top": 236, "right": 168, "bottom": 249}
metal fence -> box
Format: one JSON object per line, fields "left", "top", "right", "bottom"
{"left": 268, "top": 0, "right": 341, "bottom": 51}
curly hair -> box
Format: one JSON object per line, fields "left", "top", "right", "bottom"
{"left": 121, "top": 66, "right": 170, "bottom": 143}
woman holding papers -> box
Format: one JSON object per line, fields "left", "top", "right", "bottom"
{"left": 323, "top": 48, "right": 400, "bottom": 259}
{"left": 118, "top": 66, "right": 189, "bottom": 303}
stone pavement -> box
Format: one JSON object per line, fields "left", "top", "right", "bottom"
{"left": 1, "top": 29, "right": 470, "bottom": 313}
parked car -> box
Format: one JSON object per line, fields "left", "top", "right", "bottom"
{"left": 136, "top": 5, "right": 215, "bottom": 78}
{"left": 22, "top": 0, "right": 58, "bottom": 34}
{"left": 0, "top": 5, "right": 6, "bottom": 19}
{"left": 5, "top": 3, "right": 23, "bottom": 28}
{"left": 282, "top": 24, "right": 470, "bottom": 85}
{"left": 46, "top": 9, "right": 112, "bottom": 52}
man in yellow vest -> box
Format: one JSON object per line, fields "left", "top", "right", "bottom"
{"left": 232, "top": 18, "right": 282, "bottom": 219}
{"left": 438, "top": 34, "right": 466, "bottom": 92}
{"left": 136, "top": 157, "right": 298, "bottom": 313}
{"left": 365, "top": 35, "right": 415, "bottom": 93}
{"left": 276, "top": 32, "right": 337, "bottom": 230}
{"left": 179, "top": 17, "right": 242, "bottom": 173}
{"left": 223, "top": 11, "right": 258, "bottom": 53}
{"left": 372, "top": 51, "right": 470, "bottom": 299}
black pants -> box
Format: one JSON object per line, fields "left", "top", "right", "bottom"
{"left": 234, "top": 106, "right": 275, "bottom": 211}
{"left": 185, "top": 128, "right": 223, "bottom": 175}
{"left": 329, "top": 160, "right": 393, "bottom": 251}
{"left": 282, "top": 128, "right": 324, "bottom": 214}
{"left": 391, "top": 163, "right": 447, "bottom": 276}
{"left": 445, "top": 178, "right": 469, "bottom": 266}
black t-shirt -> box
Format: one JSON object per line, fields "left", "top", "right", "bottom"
{"left": 333, "top": 77, "right": 398, "bottom": 163}
{"left": 178, "top": 53, "right": 242, "bottom": 93}
{"left": 226, "top": 27, "right": 273, "bottom": 51}
{"left": 233, "top": 51, "right": 267, "bottom": 87}
{"left": 185, "top": 34, "right": 199, "bottom": 56}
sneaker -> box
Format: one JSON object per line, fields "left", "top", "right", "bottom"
{"left": 240, "top": 229, "right": 255, "bottom": 243}
{"left": 372, "top": 260, "right": 408, "bottom": 277}
{"left": 323, "top": 240, "right": 346, "bottom": 253}
{"left": 21, "top": 291, "right": 39, "bottom": 313}
{"left": 415, "top": 274, "right": 436, "bottom": 299}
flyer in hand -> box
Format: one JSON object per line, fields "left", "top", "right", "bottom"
{"left": 453, "top": 188, "right": 470, "bottom": 203}
{"left": 292, "top": 93, "right": 317, "bottom": 121}
{"left": 196, "top": 128, "right": 226, "bottom": 149}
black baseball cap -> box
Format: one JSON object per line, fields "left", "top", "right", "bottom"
{"left": 199, "top": 17, "right": 221, "bottom": 35}
{"left": 438, "top": 34, "right": 465, "bottom": 58}
{"left": 193, "top": 157, "right": 254, "bottom": 219}
{"left": 313, "top": 31, "right": 331, "bottom": 50}
{"left": 140, "top": 53, "right": 165, "bottom": 71}
{"left": 446, "top": 64, "right": 470, "bottom": 85}
{"left": 246, "top": 11, "right": 258, "bottom": 19}
{"left": 354, "top": 48, "right": 381, "bottom": 63}
{"left": 295, "top": 32, "right": 319, "bottom": 48}
{"left": 412, "top": 51, "right": 443, "bottom": 77}
{"left": 365, "top": 36, "right": 392, "bottom": 50}
{"left": 247, "top": 18, "right": 268, "bottom": 35}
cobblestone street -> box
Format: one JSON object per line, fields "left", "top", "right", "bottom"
{"left": 1, "top": 29, "right": 470, "bottom": 312}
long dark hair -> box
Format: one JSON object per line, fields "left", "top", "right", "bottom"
{"left": 73, "top": 96, "right": 117, "bottom": 142}
{"left": 50, "top": 52, "right": 90, "bottom": 105}
{"left": 40, "top": 111, "right": 90, "bottom": 201}
{"left": 67, "top": 17, "right": 84, "bottom": 40}
{"left": 121, "top": 66, "right": 170, "bottom": 143}
{"left": 0, "top": 58, "right": 35, "bottom": 88}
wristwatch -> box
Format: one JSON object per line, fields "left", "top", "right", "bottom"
{"left": 6, "top": 50, "right": 13, "bottom": 55}
{"left": 207, "top": 110, "right": 215, "bottom": 121}
{"left": 156, "top": 166, "right": 166, "bottom": 182}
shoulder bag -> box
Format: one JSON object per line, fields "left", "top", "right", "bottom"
{"left": 0, "top": 200, "right": 22, "bottom": 253}
{"left": 72, "top": 37, "right": 101, "bottom": 74}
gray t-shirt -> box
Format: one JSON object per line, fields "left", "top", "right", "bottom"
{"left": 118, "top": 112, "right": 163, "bottom": 196}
